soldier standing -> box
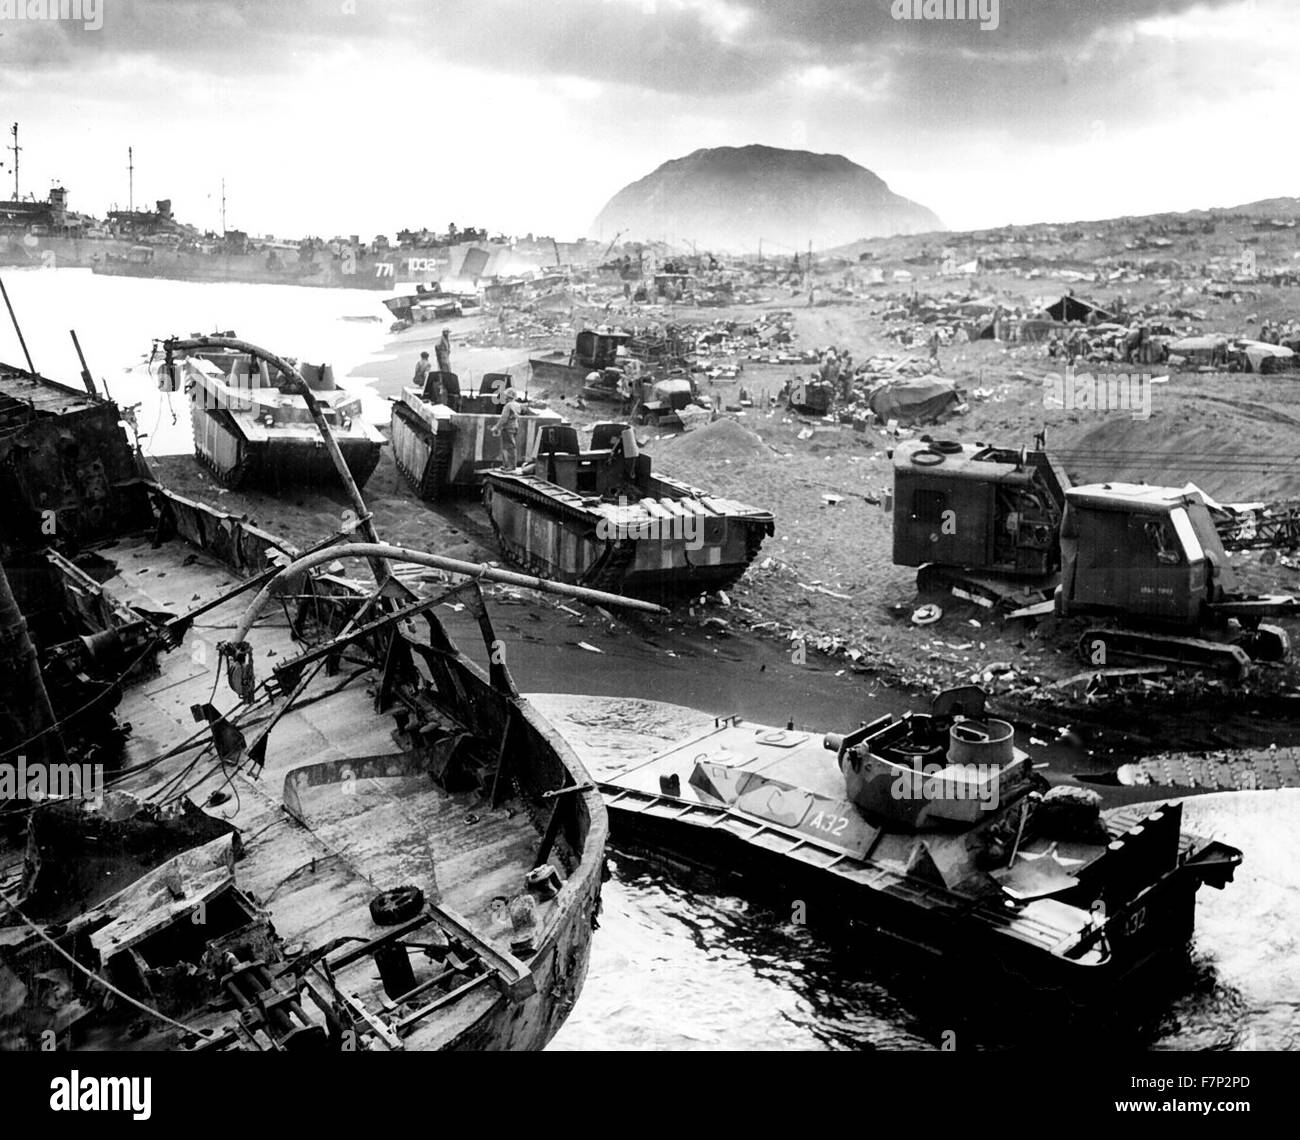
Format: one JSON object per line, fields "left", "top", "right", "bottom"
{"left": 414, "top": 350, "right": 432, "bottom": 389}
{"left": 492, "top": 388, "right": 521, "bottom": 468}
{"left": 414, "top": 351, "right": 440, "bottom": 402}
{"left": 435, "top": 328, "right": 452, "bottom": 372}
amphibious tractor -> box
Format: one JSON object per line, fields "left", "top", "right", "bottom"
{"left": 157, "top": 334, "right": 384, "bottom": 490}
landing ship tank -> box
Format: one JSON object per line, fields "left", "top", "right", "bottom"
{"left": 390, "top": 371, "right": 563, "bottom": 500}
{"left": 159, "top": 334, "right": 385, "bottom": 490}
{"left": 482, "top": 423, "right": 774, "bottom": 596}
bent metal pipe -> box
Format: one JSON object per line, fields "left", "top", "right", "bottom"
{"left": 231, "top": 542, "right": 664, "bottom": 650}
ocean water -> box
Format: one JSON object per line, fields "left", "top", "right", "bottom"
{"left": 551, "top": 791, "right": 1300, "bottom": 1051}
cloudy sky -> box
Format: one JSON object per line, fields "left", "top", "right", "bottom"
{"left": 2, "top": 0, "right": 1298, "bottom": 246}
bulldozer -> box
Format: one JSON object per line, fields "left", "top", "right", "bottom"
{"left": 1055, "top": 483, "right": 1293, "bottom": 677}
{"left": 891, "top": 438, "right": 1299, "bottom": 677}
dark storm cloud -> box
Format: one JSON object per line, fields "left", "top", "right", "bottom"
{"left": 1, "top": 0, "right": 770, "bottom": 94}
{"left": 0, "top": 0, "right": 1254, "bottom": 104}
{"left": 745, "top": 0, "right": 1233, "bottom": 48}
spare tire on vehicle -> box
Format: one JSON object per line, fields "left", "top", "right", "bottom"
{"left": 369, "top": 885, "right": 425, "bottom": 926}
{"left": 910, "top": 449, "right": 945, "bottom": 466}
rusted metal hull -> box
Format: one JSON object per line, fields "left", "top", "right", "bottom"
{"left": 601, "top": 796, "right": 1211, "bottom": 1007}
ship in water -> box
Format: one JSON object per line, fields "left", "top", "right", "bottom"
{"left": 0, "top": 346, "right": 659, "bottom": 1051}
{"left": 91, "top": 235, "right": 398, "bottom": 291}
{"left": 0, "top": 134, "right": 395, "bottom": 291}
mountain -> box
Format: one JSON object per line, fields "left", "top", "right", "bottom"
{"left": 591, "top": 145, "right": 943, "bottom": 254}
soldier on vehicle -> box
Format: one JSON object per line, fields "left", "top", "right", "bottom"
{"left": 414, "top": 350, "right": 432, "bottom": 387}
{"left": 416, "top": 351, "right": 443, "bottom": 402}
{"left": 492, "top": 388, "right": 521, "bottom": 468}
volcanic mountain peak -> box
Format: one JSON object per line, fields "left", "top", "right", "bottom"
{"left": 592, "top": 145, "right": 943, "bottom": 253}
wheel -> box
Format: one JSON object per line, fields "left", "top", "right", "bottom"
{"left": 369, "top": 885, "right": 425, "bottom": 926}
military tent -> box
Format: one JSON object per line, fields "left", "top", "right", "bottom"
{"left": 869, "top": 376, "right": 965, "bottom": 426}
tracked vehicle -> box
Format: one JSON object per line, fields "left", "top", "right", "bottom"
{"left": 159, "top": 335, "right": 385, "bottom": 490}
{"left": 891, "top": 439, "right": 1299, "bottom": 677}
{"left": 588, "top": 687, "right": 1242, "bottom": 1004}
{"left": 390, "top": 371, "right": 563, "bottom": 500}
{"left": 482, "top": 423, "right": 774, "bottom": 596}
{"left": 1055, "top": 482, "right": 1296, "bottom": 678}
{"left": 529, "top": 327, "right": 630, "bottom": 388}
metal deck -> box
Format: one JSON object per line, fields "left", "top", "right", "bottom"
{"left": 95, "top": 536, "right": 555, "bottom": 1046}
{"left": 590, "top": 717, "right": 1103, "bottom": 956}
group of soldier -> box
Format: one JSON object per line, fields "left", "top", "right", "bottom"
{"left": 818, "top": 346, "right": 858, "bottom": 401}
{"left": 411, "top": 329, "right": 522, "bottom": 467}
{"left": 1258, "top": 319, "right": 1297, "bottom": 346}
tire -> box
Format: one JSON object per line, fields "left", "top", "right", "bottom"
{"left": 369, "top": 885, "right": 425, "bottom": 926}
{"left": 910, "top": 449, "right": 945, "bottom": 466}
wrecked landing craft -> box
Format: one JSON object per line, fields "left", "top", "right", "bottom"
{"left": 589, "top": 688, "right": 1242, "bottom": 1011}
{"left": 155, "top": 335, "right": 386, "bottom": 491}
{"left": 482, "top": 423, "right": 774, "bottom": 597}
{"left": 0, "top": 358, "right": 661, "bottom": 1052}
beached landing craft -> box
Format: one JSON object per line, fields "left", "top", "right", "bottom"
{"left": 588, "top": 688, "right": 1241, "bottom": 1007}
{"left": 155, "top": 335, "right": 386, "bottom": 491}
{"left": 390, "top": 371, "right": 562, "bottom": 500}
{"left": 0, "top": 358, "right": 660, "bottom": 1052}
{"left": 482, "top": 423, "right": 775, "bottom": 596}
